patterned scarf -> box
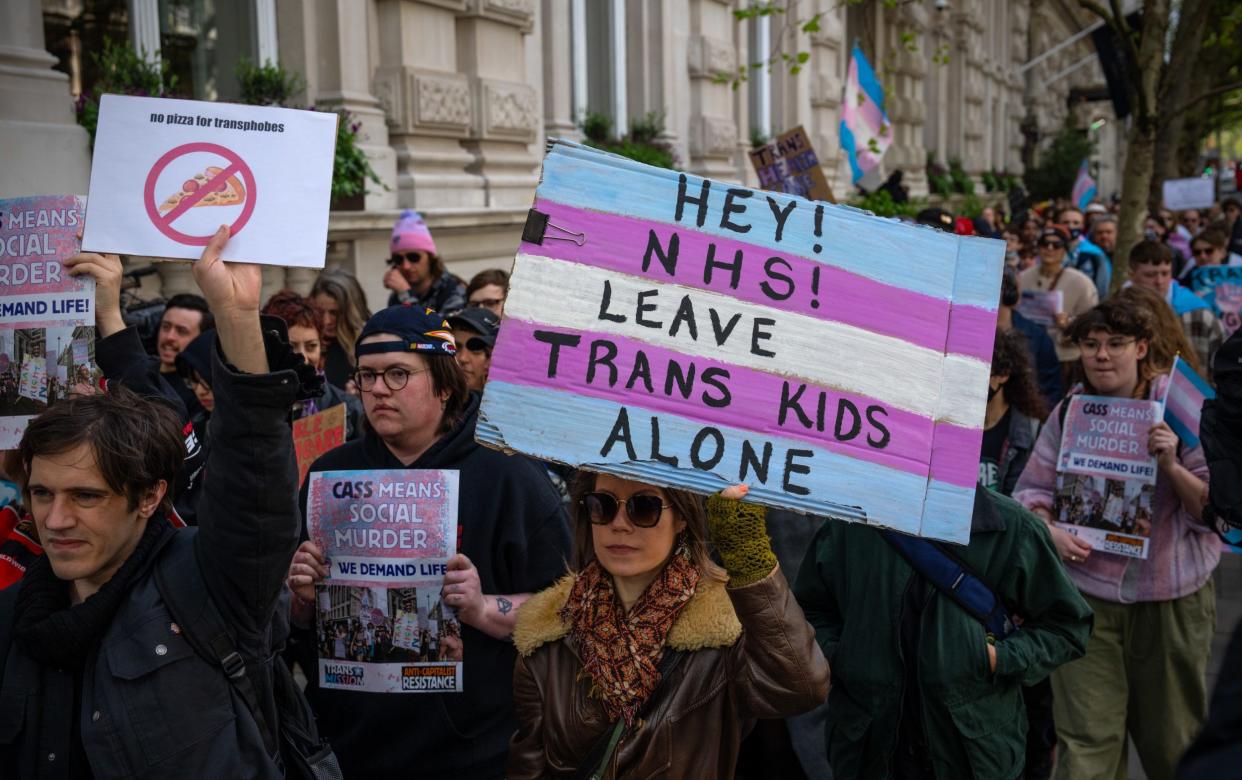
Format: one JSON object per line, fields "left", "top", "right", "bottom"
{"left": 560, "top": 550, "right": 700, "bottom": 725}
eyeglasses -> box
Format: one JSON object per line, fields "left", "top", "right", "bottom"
{"left": 581, "top": 492, "right": 670, "bottom": 528}
{"left": 353, "top": 366, "right": 428, "bottom": 391}
{"left": 1038, "top": 241, "right": 1065, "bottom": 250}
{"left": 462, "top": 337, "right": 490, "bottom": 353}
{"left": 1192, "top": 246, "right": 1217, "bottom": 257}
{"left": 388, "top": 252, "right": 426, "bottom": 267}
{"left": 1077, "top": 337, "right": 1137, "bottom": 356}
{"left": 469, "top": 298, "right": 504, "bottom": 310}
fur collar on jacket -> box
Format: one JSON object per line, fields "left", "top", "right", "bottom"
{"left": 513, "top": 571, "right": 742, "bottom": 657}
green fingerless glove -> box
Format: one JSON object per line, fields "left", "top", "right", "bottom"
{"left": 705, "top": 494, "right": 777, "bottom": 587}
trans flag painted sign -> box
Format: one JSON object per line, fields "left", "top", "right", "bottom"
{"left": 477, "top": 141, "right": 1003, "bottom": 543}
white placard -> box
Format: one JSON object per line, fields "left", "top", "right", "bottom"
{"left": 82, "top": 95, "right": 337, "bottom": 268}
{"left": 1162, "top": 177, "right": 1216, "bottom": 211}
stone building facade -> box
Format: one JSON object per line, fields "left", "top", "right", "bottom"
{"left": 2, "top": 0, "right": 1124, "bottom": 310}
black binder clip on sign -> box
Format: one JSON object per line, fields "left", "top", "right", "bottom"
{"left": 523, "top": 209, "right": 586, "bottom": 246}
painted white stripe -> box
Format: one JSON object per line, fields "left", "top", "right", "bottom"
{"left": 505, "top": 252, "right": 990, "bottom": 426}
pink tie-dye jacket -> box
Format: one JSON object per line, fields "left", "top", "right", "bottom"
{"left": 1013, "top": 375, "right": 1219, "bottom": 604}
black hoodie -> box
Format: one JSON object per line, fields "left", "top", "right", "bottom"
{"left": 299, "top": 392, "right": 571, "bottom": 779}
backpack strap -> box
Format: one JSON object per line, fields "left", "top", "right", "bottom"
{"left": 880, "top": 530, "right": 1016, "bottom": 641}
{"left": 152, "top": 530, "right": 279, "bottom": 757}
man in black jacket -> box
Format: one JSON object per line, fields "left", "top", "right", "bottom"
{"left": 287, "top": 304, "right": 571, "bottom": 779}
{"left": 0, "top": 226, "right": 303, "bottom": 778}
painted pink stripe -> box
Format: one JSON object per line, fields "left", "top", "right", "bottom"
{"left": 946, "top": 305, "right": 999, "bottom": 361}
{"left": 530, "top": 200, "right": 992, "bottom": 361}
{"left": 931, "top": 425, "right": 984, "bottom": 489}
{"left": 492, "top": 318, "right": 981, "bottom": 487}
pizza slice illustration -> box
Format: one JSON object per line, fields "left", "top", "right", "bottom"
{"left": 158, "top": 165, "right": 246, "bottom": 213}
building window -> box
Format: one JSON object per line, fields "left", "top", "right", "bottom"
{"left": 42, "top": 0, "right": 276, "bottom": 102}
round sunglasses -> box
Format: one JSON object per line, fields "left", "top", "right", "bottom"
{"left": 580, "top": 492, "right": 670, "bottom": 527}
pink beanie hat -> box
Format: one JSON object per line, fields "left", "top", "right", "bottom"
{"left": 391, "top": 209, "right": 437, "bottom": 255}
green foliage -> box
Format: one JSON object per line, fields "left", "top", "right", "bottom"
{"left": 75, "top": 39, "right": 177, "bottom": 142}
{"left": 926, "top": 152, "right": 954, "bottom": 196}
{"left": 849, "top": 190, "right": 923, "bottom": 218}
{"left": 959, "top": 192, "right": 984, "bottom": 219}
{"left": 981, "top": 170, "right": 999, "bottom": 192}
{"left": 750, "top": 127, "right": 771, "bottom": 149}
{"left": 579, "top": 111, "right": 676, "bottom": 170}
{"left": 580, "top": 111, "right": 613, "bottom": 143}
{"left": 1024, "top": 118, "right": 1095, "bottom": 201}
{"left": 330, "top": 111, "right": 384, "bottom": 201}
{"left": 235, "top": 58, "right": 303, "bottom": 107}
{"left": 948, "top": 158, "right": 975, "bottom": 195}
{"left": 628, "top": 111, "right": 665, "bottom": 144}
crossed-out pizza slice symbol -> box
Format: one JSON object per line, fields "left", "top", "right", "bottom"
{"left": 158, "top": 165, "right": 247, "bottom": 213}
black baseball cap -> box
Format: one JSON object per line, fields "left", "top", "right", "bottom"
{"left": 447, "top": 307, "right": 500, "bottom": 348}
{"left": 915, "top": 207, "right": 954, "bottom": 232}
{"left": 355, "top": 305, "right": 457, "bottom": 357}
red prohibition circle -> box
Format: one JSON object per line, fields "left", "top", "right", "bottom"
{"left": 143, "top": 142, "right": 258, "bottom": 246}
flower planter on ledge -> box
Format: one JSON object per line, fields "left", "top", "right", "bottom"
{"left": 330, "top": 191, "right": 365, "bottom": 212}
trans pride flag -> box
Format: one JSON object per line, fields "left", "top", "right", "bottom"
{"left": 840, "top": 43, "right": 892, "bottom": 184}
{"left": 1162, "top": 355, "right": 1214, "bottom": 448}
{"left": 1072, "top": 159, "right": 1097, "bottom": 210}
{"left": 477, "top": 140, "right": 1004, "bottom": 544}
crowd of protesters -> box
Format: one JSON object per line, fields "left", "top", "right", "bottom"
{"left": 0, "top": 170, "right": 1239, "bottom": 780}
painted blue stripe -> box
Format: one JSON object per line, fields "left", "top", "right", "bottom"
{"left": 839, "top": 120, "right": 864, "bottom": 184}
{"left": 952, "top": 236, "right": 1006, "bottom": 325}
{"left": 1175, "top": 359, "right": 1216, "bottom": 400}
{"left": 539, "top": 141, "right": 998, "bottom": 307}
{"left": 851, "top": 43, "right": 887, "bottom": 112}
{"left": 478, "top": 381, "right": 974, "bottom": 543}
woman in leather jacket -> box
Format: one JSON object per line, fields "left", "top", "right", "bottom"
{"left": 507, "top": 476, "right": 829, "bottom": 779}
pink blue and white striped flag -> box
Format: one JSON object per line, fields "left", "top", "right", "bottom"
{"left": 1163, "top": 355, "right": 1214, "bottom": 448}
{"left": 1072, "top": 159, "right": 1097, "bottom": 211}
{"left": 476, "top": 141, "right": 1004, "bottom": 544}
{"left": 839, "top": 43, "right": 892, "bottom": 184}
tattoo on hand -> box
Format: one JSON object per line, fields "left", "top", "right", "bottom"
{"left": 496, "top": 597, "right": 513, "bottom": 615}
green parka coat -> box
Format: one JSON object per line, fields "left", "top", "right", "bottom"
{"left": 794, "top": 490, "right": 1093, "bottom": 780}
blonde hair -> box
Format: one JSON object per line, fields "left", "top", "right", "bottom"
{"left": 310, "top": 268, "right": 372, "bottom": 364}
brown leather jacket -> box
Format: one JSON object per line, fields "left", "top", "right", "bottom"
{"left": 507, "top": 566, "right": 830, "bottom": 779}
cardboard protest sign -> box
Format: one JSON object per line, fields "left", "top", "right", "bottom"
{"left": 293, "top": 404, "right": 347, "bottom": 486}
{"left": 306, "top": 469, "right": 461, "bottom": 693}
{"left": 1054, "top": 395, "right": 1161, "bottom": 559}
{"left": 748, "top": 126, "right": 835, "bottom": 202}
{"left": 0, "top": 196, "right": 100, "bottom": 448}
{"left": 82, "top": 95, "right": 336, "bottom": 268}
{"left": 478, "top": 141, "right": 1003, "bottom": 543}
{"left": 1016, "top": 289, "right": 1062, "bottom": 327}
{"left": 1162, "top": 177, "right": 1216, "bottom": 211}
{"left": 1189, "top": 266, "right": 1242, "bottom": 337}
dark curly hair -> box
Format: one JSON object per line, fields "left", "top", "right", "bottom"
{"left": 991, "top": 329, "right": 1047, "bottom": 421}
{"left": 1066, "top": 297, "right": 1159, "bottom": 398}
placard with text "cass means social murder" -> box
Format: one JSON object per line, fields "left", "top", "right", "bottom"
{"left": 82, "top": 95, "right": 336, "bottom": 268}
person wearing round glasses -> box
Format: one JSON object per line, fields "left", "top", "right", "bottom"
{"left": 507, "top": 475, "right": 828, "bottom": 779}
{"left": 1014, "top": 297, "right": 1216, "bottom": 779}
{"left": 1018, "top": 225, "right": 1100, "bottom": 370}
{"left": 286, "top": 304, "right": 571, "bottom": 778}
{"left": 382, "top": 209, "right": 467, "bottom": 314}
